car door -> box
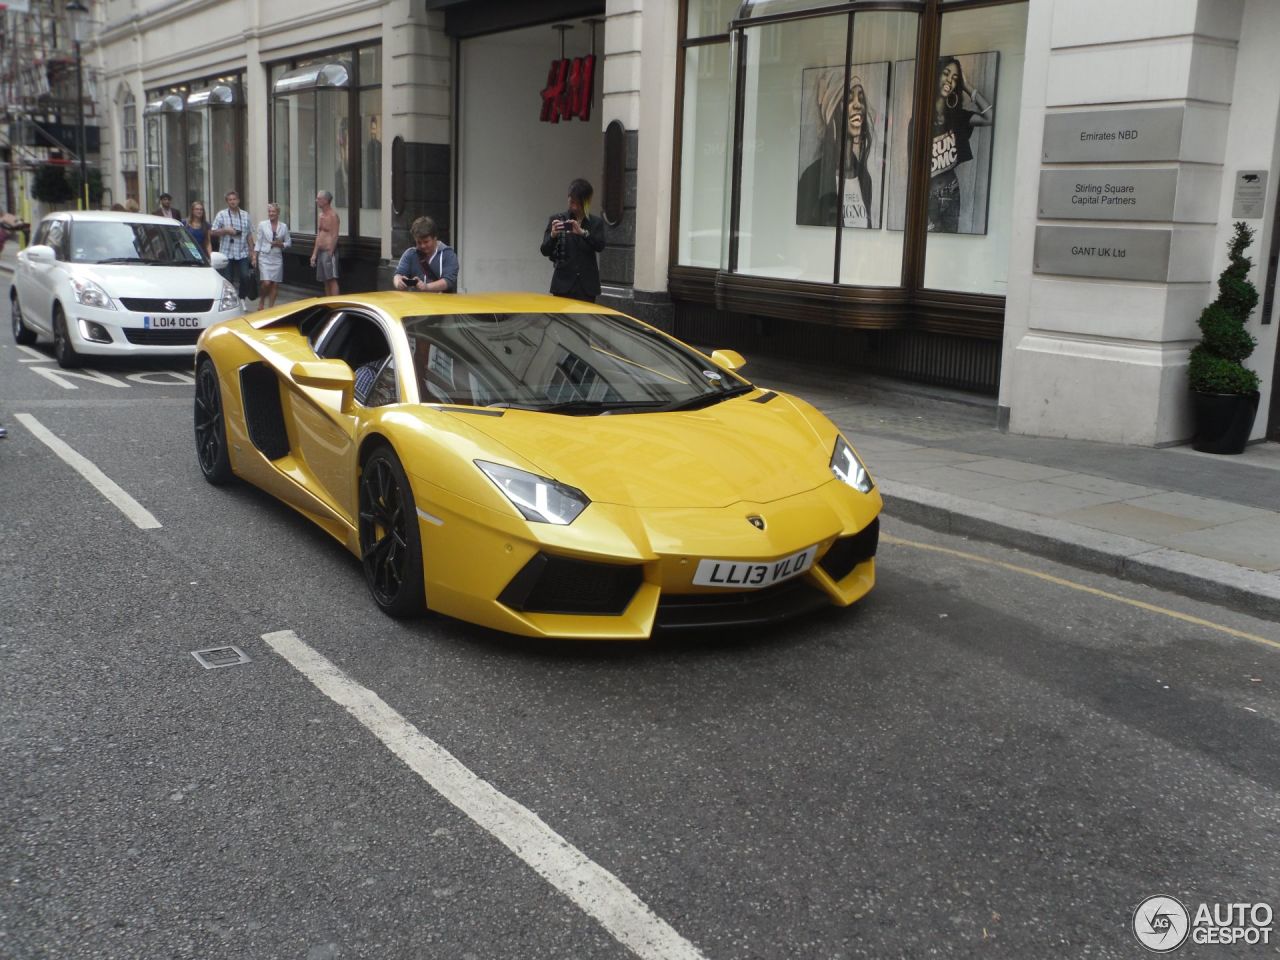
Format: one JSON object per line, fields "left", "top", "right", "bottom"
{"left": 15, "top": 220, "right": 55, "bottom": 334}
{"left": 288, "top": 309, "right": 399, "bottom": 525}
{"left": 36, "top": 218, "right": 69, "bottom": 334}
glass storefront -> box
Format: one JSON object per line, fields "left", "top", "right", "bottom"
{"left": 270, "top": 44, "right": 381, "bottom": 240}
{"left": 144, "top": 77, "right": 245, "bottom": 217}
{"left": 674, "top": 0, "right": 1028, "bottom": 322}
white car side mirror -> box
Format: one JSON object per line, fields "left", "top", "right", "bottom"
{"left": 210, "top": 252, "right": 228, "bottom": 270}
{"left": 25, "top": 244, "right": 56, "bottom": 266}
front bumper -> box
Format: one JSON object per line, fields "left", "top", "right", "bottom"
{"left": 66, "top": 302, "right": 241, "bottom": 356}
{"left": 410, "top": 473, "right": 882, "bottom": 639}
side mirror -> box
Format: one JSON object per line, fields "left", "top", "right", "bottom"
{"left": 290, "top": 359, "right": 356, "bottom": 392}
{"left": 210, "top": 251, "right": 228, "bottom": 270}
{"left": 710, "top": 348, "right": 746, "bottom": 372}
{"left": 25, "top": 244, "right": 56, "bottom": 266}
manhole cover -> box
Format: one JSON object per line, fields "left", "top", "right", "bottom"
{"left": 191, "top": 646, "right": 252, "bottom": 669}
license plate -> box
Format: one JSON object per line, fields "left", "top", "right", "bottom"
{"left": 143, "top": 315, "right": 201, "bottom": 329}
{"left": 692, "top": 545, "right": 815, "bottom": 590}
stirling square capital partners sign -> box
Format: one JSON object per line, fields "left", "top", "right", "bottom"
{"left": 1038, "top": 168, "right": 1178, "bottom": 222}
{"left": 1033, "top": 226, "right": 1173, "bottom": 282}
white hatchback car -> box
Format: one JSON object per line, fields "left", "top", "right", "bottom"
{"left": 10, "top": 211, "right": 243, "bottom": 367}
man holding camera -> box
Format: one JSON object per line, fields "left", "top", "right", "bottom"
{"left": 540, "top": 178, "right": 607, "bottom": 303}
{"left": 211, "top": 190, "right": 255, "bottom": 308}
{"left": 393, "top": 216, "right": 458, "bottom": 293}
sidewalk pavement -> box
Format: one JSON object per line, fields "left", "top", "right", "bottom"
{"left": 4, "top": 246, "right": 1278, "bottom": 620}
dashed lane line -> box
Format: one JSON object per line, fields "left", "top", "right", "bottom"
{"left": 262, "top": 629, "right": 708, "bottom": 960}
{"left": 14, "top": 412, "right": 162, "bottom": 530}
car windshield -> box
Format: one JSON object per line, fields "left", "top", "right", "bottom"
{"left": 402, "top": 312, "right": 753, "bottom": 414}
{"left": 70, "top": 220, "right": 207, "bottom": 265}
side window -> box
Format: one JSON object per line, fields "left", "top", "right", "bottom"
{"left": 45, "top": 221, "right": 66, "bottom": 259}
{"left": 33, "top": 221, "right": 50, "bottom": 247}
{"left": 357, "top": 355, "right": 399, "bottom": 407}
{"left": 315, "top": 311, "right": 395, "bottom": 406}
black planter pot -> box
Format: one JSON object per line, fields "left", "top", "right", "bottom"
{"left": 1191, "top": 390, "right": 1260, "bottom": 454}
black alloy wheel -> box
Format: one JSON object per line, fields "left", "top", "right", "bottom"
{"left": 358, "top": 446, "right": 426, "bottom": 618}
{"left": 194, "top": 358, "right": 233, "bottom": 484}
{"left": 52, "top": 307, "right": 80, "bottom": 369}
{"left": 11, "top": 292, "right": 36, "bottom": 346}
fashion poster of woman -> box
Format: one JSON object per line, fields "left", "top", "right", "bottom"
{"left": 886, "top": 51, "right": 999, "bottom": 234}
{"left": 795, "top": 61, "right": 890, "bottom": 230}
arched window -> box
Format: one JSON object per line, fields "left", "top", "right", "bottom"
{"left": 119, "top": 87, "right": 138, "bottom": 201}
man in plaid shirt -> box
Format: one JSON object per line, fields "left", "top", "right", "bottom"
{"left": 212, "top": 190, "right": 255, "bottom": 307}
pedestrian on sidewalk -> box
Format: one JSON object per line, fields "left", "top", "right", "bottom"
{"left": 252, "top": 202, "right": 291, "bottom": 309}
{"left": 184, "top": 200, "right": 212, "bottom": 259}
{"left": 540, "top": 178, "right": 606, "bottom": 303}
{"left": 392, "top": 216, "right": 458, "bottom": 293}
{"left": 152, "top": 191, "right": 182, "bottom": 221}
{"left": 211, "top": 190, "right": 255, "bottom": 308}
{"left": 311, "top": 190, "right": 340, "bottom": 296}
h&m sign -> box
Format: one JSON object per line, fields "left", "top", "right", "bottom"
{"left": 540, "top": 55, "right": 595, "bottom": 123}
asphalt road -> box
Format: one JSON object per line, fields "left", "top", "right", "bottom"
{"left": 2, "top": 284, "right": 1278, "bottom": 959}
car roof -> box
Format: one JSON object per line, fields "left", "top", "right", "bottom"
{"left": 42, "top": 211, "right": 183, "bottom": 226}
{"left": 251, "top": 291, "right": 624, "bottom": 328}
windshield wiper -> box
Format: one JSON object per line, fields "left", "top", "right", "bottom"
{"left": 660, "top": 384, "right": 754, "bottom": 412}
{"left": 490, "top": 399, "right": 667, "bottom": 416}
{"left": 93, "top": 257, "right": 146, "bottom": 264}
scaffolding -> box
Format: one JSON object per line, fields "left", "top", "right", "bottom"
{"left": 1, "top": 0, "right": 101, "bottom": 219}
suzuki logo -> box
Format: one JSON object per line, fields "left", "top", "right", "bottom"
{"left": 747, "top": 516, "right": 765, "bottom": 530}
{"left": 163, "top": 300, "right": 177, "bottom": 311}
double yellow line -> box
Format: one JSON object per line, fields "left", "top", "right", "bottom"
{"left": 883, "top": 533, "right": 1280, "bottom": 652}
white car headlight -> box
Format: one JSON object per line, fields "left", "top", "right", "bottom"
{"left": 475, "top": 460, "right": 589, "bottom": 525}
{"left": 69, "top": 277, "right": 115, "bottom": 310}
{"left": 218, "top": 279, "right": 240, "bottom": 311}
{"left": 830, "top": 436, "right": 874, "bottom": 493}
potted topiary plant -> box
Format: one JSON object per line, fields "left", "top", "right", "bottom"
{"left": 1188, "top": 221, "right": 1261, "bottom": 454}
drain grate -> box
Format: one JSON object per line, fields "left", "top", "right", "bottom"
{"left": 191, "top": 646, "right": 252, "bottom": 669}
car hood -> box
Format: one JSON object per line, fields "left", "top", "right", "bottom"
{"left": 450, "top": 392, "right": 839, "bottom": 508}
{"left": 76, "top": 264, "right": 225, "bottom": 300}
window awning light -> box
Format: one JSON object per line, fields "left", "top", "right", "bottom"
{"left": 186, "top": 84, "right": 237, "bottom": 109}
{"left": 143, "top": 94, "right": 185, "bottom": 115}
{"left": 272, "top": 62, "right": 351, "bottom": 95}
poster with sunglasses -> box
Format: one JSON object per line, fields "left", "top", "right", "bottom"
{"left": 795, "top": 61, "right": 890, "bottom": 230}
{"left": 886, "top": 51, "right": 999, "bottom": 235}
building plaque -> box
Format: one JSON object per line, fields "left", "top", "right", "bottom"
{"left": 1033, "top": 226, "right": 1172, "bottom": 282}
{"left": 1038, "top": 168, "right": 1177, "bottom": 221}
{"left": 1232, "top": 170, "right": 1268, "bottom": 219}
{"left": 1042, "top": 107, "right": 1184, "bottom": 163}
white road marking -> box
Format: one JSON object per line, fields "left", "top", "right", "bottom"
{"left": 17, "top": 344, "right": 51, "bottom": 361}
{"left": 261, "top": 629, "right": 707, "bottom": 960}
{"left": 14, "top": 413, "right": 162, "bottom": 530}
{"left": 26, "top": 366, "right": 130, "bottom": 391}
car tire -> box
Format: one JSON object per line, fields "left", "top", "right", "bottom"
{"left": 53, "top": 307, "right": 80, "bottom": 369}
{"left": 194, "top": 357, "right": 233, "bottom": 485}
{"left": 359, "top": 445, "right": 426, "bottom": 618}
{"left": 11, "top": 292, "right": 36, "bottom": 346}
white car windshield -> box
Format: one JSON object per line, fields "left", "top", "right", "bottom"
{"left": 402, "top": 312, "right": 753, "bottom": 414}
{"left": 70, "top": 220, "right": 207, "bottom": 265}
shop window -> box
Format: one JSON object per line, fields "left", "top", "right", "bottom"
{"left": 678, "top": 42, "right": 731, "bottom": 268}
{"left": 271, "top": 44, "right": 381, "bottom": 240}
{"left": 119, "top": 88, "right": 137, "bottom": 175}
{"left": 920, "top": 3, "right": 1027, "bottom": 294}
{"left": 687, "top": 0, "right": 738, "bottom": 39}
{"left": 737, "top": 15, "right": 848, "bottom": 281}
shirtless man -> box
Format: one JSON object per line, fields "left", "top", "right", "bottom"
{"left": 310, "top": 190, "right": 340, "bottom": 296}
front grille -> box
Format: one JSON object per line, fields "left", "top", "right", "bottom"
{"left": 120, "top": 298, "right": 214, "bottom": 313}
{"left": 499, "top": 553, "right": 643, "bottom": 615}
{"left": 656, "top": 578, "right": 829, "bottom": 630}
{"left": 818, "top": 518, "right": 879, "bottom": 582}
{"left": 122, "top": 327, "right": 203, "bottom": 345}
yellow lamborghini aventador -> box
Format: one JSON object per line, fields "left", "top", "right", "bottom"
{"left": 194, "top": 292, "right": 881, "bottom": 638}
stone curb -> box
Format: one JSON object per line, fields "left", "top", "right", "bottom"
{"left": 878, "top": 479, "right": 1280, "bottom": 623}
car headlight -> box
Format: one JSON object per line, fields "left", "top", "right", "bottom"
{"left": 69, "top": 277, "right": 115, "bottom": 310}
{"left": 218, "top": 279, "right": 240, "bottom": 310}
{"left": 475, "top": 460, "right": 589, "bottom": 525}
{"left": 830, "top": 436, "right": 874, "bottom": 493}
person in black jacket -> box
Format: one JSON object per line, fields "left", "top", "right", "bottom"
{"left": 540, "top": 178, "right": 607, "bottom": 303}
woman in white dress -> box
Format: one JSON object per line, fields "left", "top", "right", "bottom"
{"left": 251, "top": 202, "right": 291, "bottom": 309}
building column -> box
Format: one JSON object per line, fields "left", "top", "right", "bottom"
{"left": 1002, "top": 0, "right": 1245, "bottom": 445}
